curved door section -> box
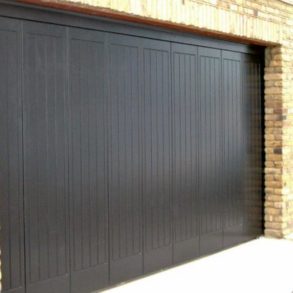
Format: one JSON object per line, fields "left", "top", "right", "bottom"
{"left": 0, "top": 13, "right": 263, "bottom": 293}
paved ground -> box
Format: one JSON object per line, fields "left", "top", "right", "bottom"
{"left": 102, "top": 237, "right": 293, "bottom": 293}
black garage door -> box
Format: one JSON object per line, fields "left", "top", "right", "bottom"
{"left": 0, "top": 3, "right": 263, "bottom": 293}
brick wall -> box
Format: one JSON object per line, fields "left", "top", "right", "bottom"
{"left": 23, "top": 0, "right": 293, "bottom": 238}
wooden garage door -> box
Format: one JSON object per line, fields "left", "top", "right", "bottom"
{"left": 0, "top": 5, "right": 263, "bottom": 293}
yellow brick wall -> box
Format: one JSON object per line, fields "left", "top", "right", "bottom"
{"left": 27, "top": 0, "right": 293, "bottom": 238}
{"left": 44, "top": 0, "right": 291, "bottom": 42}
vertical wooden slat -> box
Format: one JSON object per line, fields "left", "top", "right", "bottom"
{"left": 142, "top": 39, "right": 172, "bottom": 274}
{"left": 222, "top": 51, "right": 244, "bottom": 248}
{"left": 198, "top": 47, "right": 223, "bottom": 256}
{"left": 23, "top": 21, "right": 69, "bottom": 293}
{"left": 107, "top": 33, "right": 143, "bottom": 284}
{"left": 0, "top": 17, "right": 25, "bottom": 293}
{"left": 242, "top": 54, "right": 263, "bottom": 238}
{"left": 171, "top": 43, "right": 200, "bottom": 264}
{"left": 68, "top": 27, "right": 109, "bottom": 293}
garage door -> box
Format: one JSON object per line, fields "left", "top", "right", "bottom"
{"left": 0, "top": 4, "right": 263, "bottom": 293}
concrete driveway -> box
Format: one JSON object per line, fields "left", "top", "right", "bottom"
{"left": 101, "top": 238, "right": 293, "bottom": 293}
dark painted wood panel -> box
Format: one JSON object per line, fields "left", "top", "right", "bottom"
{"left": 242, "top": 54, "right": 263, "bottom": 238}
{"left": 198, "top": 47, "right": 223, "bottom": 256}
{"left": 23, "top": 21, "right": 69, "bottom": 293}
{"left": 0, "top": 17, "right": 25, "bottom": 293}
{"left": 171, "top": 43, "right": 200, "bottom": 263}
{"left": 0, "top": 12, "right": 264, "bottom": 293}
{"left": 222, "top": 51, "right": 245, "bottom": 248}
{"left": 108, "top": 33, "right": 143, "bottom": 284}
{"left": 68, "top": 28, "right": 109, "bottom": 293}
{"left": 142, "top": 39, "right": 172, "bottom": 273}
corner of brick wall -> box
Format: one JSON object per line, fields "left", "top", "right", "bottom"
{"left": 264, "top": 40, "right": 293, "bottom": 238}
{"left": 264, "top": 45, "right": 284, "bottom": 238}
{"left": 281, "top": 28, "right": 293, "bottom": 237}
